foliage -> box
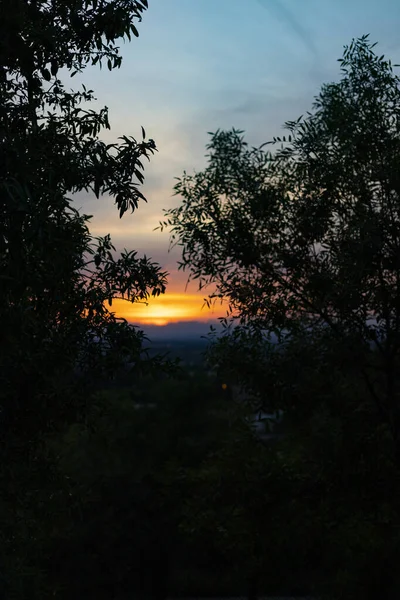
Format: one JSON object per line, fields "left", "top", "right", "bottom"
{"left": 0, "top": 0, "right": 166, "bottom": 446}
{"left": 38, "top": 372, "right": 234, "bottom": 599}
{"left": 0, "top": 1, "right": 176, "bottom": 597}
{"left": 160, "top": 35, "right": 400, "bottom": 599}
{"left": 179, "top": 339, "right": 400, "bottom": 599}
{"left": 161, "top": 34, "right": 400, "bottom": 460}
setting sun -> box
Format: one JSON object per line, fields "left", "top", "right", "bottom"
{"left": 109, "top": 293, "right": 227, "bottom": 326}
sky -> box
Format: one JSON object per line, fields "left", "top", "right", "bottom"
{"left": 73, "top": 0, "right": 400, "bottom": 328}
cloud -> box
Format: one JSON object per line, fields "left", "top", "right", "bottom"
{"left": 255, "top": 0, "right": 318, "bottom": 58}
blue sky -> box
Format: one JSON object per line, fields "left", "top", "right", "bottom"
{"left": 73, "top": 0, "right": 400, "bottom": 322}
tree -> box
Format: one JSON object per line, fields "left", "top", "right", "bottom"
{"left": 39, "top": 373, "right": 234, "bottom": 599}
{"left": 0, "top": 1, "right": 175, "bottom": 596}
{"left": 176, "top": 335, "right": 400, "bottom": 600}
{"left": 0, "top": 0, "right": 170, "bottom": 445}
{"left": 160, "top": 35, "right": 400, "bottom": 464}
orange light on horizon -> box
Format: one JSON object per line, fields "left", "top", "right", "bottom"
{"left": 108, "top": 292, "right": 227, "bottom": 326}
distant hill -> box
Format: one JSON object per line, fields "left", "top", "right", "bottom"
{"left": 140, "top": 320, "right": 281, "bottom": 346}
{"left": 140, "top": 320, "right": 223, "bottom": 342}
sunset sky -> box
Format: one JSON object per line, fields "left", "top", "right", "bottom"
{"left": 74, "top": 0, "right": 400, "bottom": 327}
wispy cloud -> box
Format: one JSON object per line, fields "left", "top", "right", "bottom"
{"left": 255, "top": 0, "right": 317, "bottom": 57}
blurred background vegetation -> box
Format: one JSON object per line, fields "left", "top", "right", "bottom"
{"left": 2, "top": 339, "right": 400, "bottom": 599}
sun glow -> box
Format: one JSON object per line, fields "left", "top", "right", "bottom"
{"left": 108, "top": 293, "right": 227, "bottom": 326}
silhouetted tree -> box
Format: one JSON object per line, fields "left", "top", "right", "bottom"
{"left": 0, "top": 1, "right": 177, "bottom": 596}
{"left": 0, "top": 0, "right": 167, "bottom": 446}
{"left": 43, "top": 374, "right": 233, "bottom": 599}
{"left": 161, "top": 35, "right": 400, "bottom": 465}
{"left": 160, "top": 35, "right": 400, "bottom": 599}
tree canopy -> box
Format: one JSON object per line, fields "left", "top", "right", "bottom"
{"left": 161, "top": 35, "right": 400, "bottom": 461}
{"left": 0, "top": 0, "right": 170, "bottom": 446}
{"left": 0, "top": 2, "right": 178, "bottom": 596}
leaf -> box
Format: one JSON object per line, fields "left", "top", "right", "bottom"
{"left": 94, "top": 179, "right": 100, "bottom": 198}
{"left": 131, "top": 24, "right": 139, "bottom": 37}
{"left": 141, "top": 126, "right": 146, "bottom": 140}
{"left": 42, "top": 68, "right": 51, "bottom": 81}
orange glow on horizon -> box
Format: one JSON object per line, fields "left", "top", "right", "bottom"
{"left": 108, "top": 292, "right": 227, "bottom": 326}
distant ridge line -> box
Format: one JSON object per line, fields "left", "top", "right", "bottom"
{"left": 141, "top": 320, "right": 223, "bottom": 341}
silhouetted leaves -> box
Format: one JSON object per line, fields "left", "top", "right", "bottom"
{"left": 0, "top": 1, "right": 171, "bottom": 597}
{"left": 160, "top": 36, "right": 400, "bottom": 599}
{"left": 162, "top": 35, "right": 400, "bottom": 457}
